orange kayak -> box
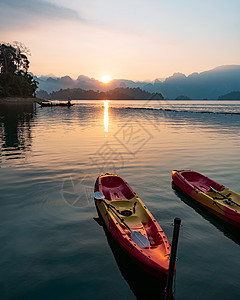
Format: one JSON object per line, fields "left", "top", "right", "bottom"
{"left": 94, "top": 173, "right": 171, "bottom": 279}
{"left": 172, "top": 170, "right": 240, "bottom": 227}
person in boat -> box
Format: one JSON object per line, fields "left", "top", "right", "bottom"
{"left": 67, "top": 99, "right": 71, "bottom": 106}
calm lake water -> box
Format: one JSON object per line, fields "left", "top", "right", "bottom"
{"left": 0, "top": 100, "right": 240, "bottom": 300}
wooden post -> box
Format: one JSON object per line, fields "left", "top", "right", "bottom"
{"left": 165, "top": 218, "right": 181, "bottom": 299}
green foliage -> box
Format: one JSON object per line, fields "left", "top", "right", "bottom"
{"left": 0, "top": 72, "right": 38, "bottom": 97}
{"left": 0, "top": 42, "right": 38, "bottom": 97}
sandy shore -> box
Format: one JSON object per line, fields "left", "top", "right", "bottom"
{"left": 0, "top": 97, "right": 44, "bottom": 104}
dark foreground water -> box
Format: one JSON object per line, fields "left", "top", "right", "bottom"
{"left": 0, "top": 100, "right": 240, "bottom": 300}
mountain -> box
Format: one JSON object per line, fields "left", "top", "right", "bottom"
{"left": 36, "top": 75, "right": 142, "bottom": 93}
{"left": 141, "top": 65, "right": 240, "bottom": 99}
{"left": 36, "top": 65, "right": 240, "bottom": 100}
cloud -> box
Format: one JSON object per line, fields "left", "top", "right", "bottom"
{"left": 0, "top": 0, "right": 84, "bottom": 30}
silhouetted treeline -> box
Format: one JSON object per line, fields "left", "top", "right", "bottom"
{"left": 218, "top": 91, "right": 240, "bottom": 100}
{"left": 37, "top": 87, "right": 164, "bottom": 100}
{"left": 0, "top": 42, "right": 38, "bottom": 97}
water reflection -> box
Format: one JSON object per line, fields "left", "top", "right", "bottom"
{"left": 172, "top": 183, "right": 240, "bottom": 245}
{"left": 104, "top": 100, "right": 109, "bottom": 133}
{"left": 0, "top": 102, "right": 36, "bottom": 162}
{"left": 1, "top": 100, "right": 239, "bottom": 299}
{"left": 119, "top": 106, "right": 240, "bottom": 137}
{"left": 95, "top": 218, "right": 169, "bottom": 300}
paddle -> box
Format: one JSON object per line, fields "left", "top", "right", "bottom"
{"left": 93, "top": 191, "right": 150, "bottom": 248}
{"left": 209, "top": 186, "right": 240, "bottom": 208}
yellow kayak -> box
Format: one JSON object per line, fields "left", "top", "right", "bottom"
{"left": 94, "top": 173, "right": 171, "bottom": 279}
{"left": 172, "top": 170, "right": 240, "bottom": 227}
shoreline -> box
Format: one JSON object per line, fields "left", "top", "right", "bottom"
{"left": 0, "top": 97, "right": 44, "bottom": 104}
{"left": 1, "top": 97, "right": 240, "bottom": 104}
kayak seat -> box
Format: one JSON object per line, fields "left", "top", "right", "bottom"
{"left": 109, "top": 189, "right": 128, "bottom": 201}
{"left": 192, "top": 183, "right": 211, "bottom": 193}
{"left": 182, "top": 171, "right": 225, "bottom": 193}
{"left": 124, "top": 216, "right": 143, "bottom": 229}
{"left": 100, "top": 176, "right": 136, "bottom": 200}
{"left": 192, "top": 181, "right": 225, "bottom": 193}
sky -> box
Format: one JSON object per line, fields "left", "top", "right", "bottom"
{"left": 1, "top": 0, "right": 240, "bottom": 81}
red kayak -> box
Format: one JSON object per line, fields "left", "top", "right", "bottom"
{"left": 94, "top": 173, "right": 171, "bottom": 279}
{"left": 172, "top": 170, "right": 240, "bottom": 226}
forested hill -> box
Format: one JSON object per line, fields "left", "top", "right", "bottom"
{"left": 37, "top": 87, "right": 164, "bottom": 100}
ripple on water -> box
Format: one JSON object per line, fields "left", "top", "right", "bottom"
{"left": 0, "top": 101, "right": 240, "bottom": 300}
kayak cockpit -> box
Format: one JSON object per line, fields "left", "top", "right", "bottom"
{"left": 180, "top": 170, "right": 225, "bottom": 193}
{"left": 95, "top": 173, "right": 137, "bottom": 200}
{"left": 106, "top": 197, "right": 167, "bottom": 247}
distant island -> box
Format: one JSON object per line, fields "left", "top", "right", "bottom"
{"left": 218, "top": 91, "right": 240, "bottom": 100}
{"left": 37, "top": 86, "right": 240, "bottom": 101}
{"left": 175, "top": 95, "right": 191, "bottom": 100}
{"left": 37, "top": 87, "right": 164, "bottom": 100}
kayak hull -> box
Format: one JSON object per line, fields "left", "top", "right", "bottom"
{"left": 94, "top": 173, "right": 171, "bottom": 279}
{"left": 172, "top": 170, "right": 240, "bottom": 226}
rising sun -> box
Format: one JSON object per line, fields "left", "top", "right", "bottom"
{"left": 101, "top": 75, "right": 111, "bottom": 84}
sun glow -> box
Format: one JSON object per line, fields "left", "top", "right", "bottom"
{"left": 101, "top": 75, "right": 111, "bottom": 84}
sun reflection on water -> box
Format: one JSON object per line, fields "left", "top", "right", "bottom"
{"left": 104, "top": 100, "right": 109, "bottom": 134}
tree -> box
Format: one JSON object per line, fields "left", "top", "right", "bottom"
{"left": 0, "top": 43, "right": 16, "bottom": 74}
{"left": 0, "top": 42, "right": 38, "bottom": 97}
{"left": 0, "top": 42, "right": 30, "bottom": 74}
{"left": 13, "top": 41, "right": 30, "bottom": 73}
